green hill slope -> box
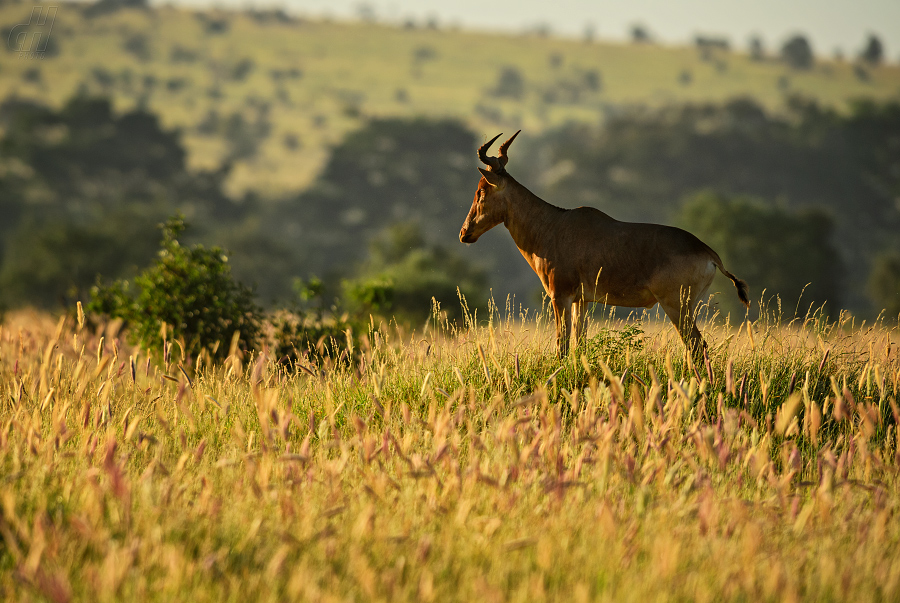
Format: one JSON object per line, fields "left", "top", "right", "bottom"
{"left": 2, "top": 2, "right": 899, "bottom": 196}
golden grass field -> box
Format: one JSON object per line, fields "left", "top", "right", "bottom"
{"left": 1, "top": 301, "right": 899, "bottom": 601}
{"left": 2, "top": 3, "right": 899, "bottom": 195}
{"left": 3, "top": 3, "right": 900, "bottom": 598}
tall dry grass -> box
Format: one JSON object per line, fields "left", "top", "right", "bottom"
{"left": 1, "top": 300, "right": 898, "bottom": 601}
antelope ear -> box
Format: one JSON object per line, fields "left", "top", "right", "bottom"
{"left": 478, "top": 167, "right": 503, "bottom": 187}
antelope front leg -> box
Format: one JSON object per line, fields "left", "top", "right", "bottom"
{"left": 552, "top": 295, "right": 573, "bottom": 358}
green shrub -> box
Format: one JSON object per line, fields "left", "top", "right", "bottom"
{"left": 268, "top": 277, "right": 368, "bottom": 365}
{"left": 341, "top": 222, "right": 487, "bottom": 324}
{"left": 584, "top": 322, "right": 645, "bottom": 359}
{"left": 268, "top": 311, "right": 359, "bottom": 364}
{"left": 87, "top": 215, "right": 261, "bottom": 361}
{"left": 342, "top": 276, "right": 394, "bottom": 315}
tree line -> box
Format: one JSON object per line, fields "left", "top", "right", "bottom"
{"left": 0, "top": 93, "right": 898, "bottom": 323}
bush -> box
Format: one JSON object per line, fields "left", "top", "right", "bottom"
{"left": 341, "top": 222, "right": 488, "bottom": 324}
{"left": 268, "top": 311, "right": 361, "bottom": 365}
{"left": 584, "top": 323, "right": 645, "bottom": 358}
{"left": 268, "top": 277, "right": 368, "bottom": 365}
{"left": 87, "top": 215, "right": 261, "bottom": 361}
{"left": 343, "top": 277, "right": 395, "bottom": 315}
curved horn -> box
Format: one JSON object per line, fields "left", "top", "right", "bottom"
{"left": 497, "top": 130, "right": 521, "bottom": 167}
{"left": 477, "top": 133, "right": 504, "bottom": 171}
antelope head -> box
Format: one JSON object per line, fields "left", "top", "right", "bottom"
{"left": 459, "top": 130, "right": 521, "bottom": 244}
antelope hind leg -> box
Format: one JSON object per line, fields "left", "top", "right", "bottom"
{"left": 552, "top": 295, "right": 574, "bottom": 358}
{"left": 658, "top": 297, "right": 707, "bottom": 365}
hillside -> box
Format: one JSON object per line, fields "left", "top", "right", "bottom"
{"left": 2, "top": 2, "right": 899, "bottom": 197}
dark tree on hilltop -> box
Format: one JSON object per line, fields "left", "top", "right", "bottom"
{"left": 630, "top": 24, "right": 652, "bottom": 44}
{"left": 781, "top": 34, "right": 814, "bottom": 69}
{"left": 748, "top": 36, "right": 765, "bottom": 61}
{"left": 860, "top": 34, "right": 884, "bottom": 65}
{"left": 491, "top": 66, "right": 525, "bottom": 100}
{"left": 83, "top": 0, "right": 149, "bottom": 18}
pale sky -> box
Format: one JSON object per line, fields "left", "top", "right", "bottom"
{"left": 164, "top": 0, "right": 900, "bottom": 60}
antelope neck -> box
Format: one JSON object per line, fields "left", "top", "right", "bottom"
{"left": 502, "top": 179, "right": 564, "bottom": 255}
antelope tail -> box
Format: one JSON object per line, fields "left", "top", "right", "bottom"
{"left": 723, "top": 269, "right": 750, "bottom": 308}
{"left": 700, "top": 243, "right": 749, "bottom": 308}
{"left": 712, "top": 257, "right": 750, "bottom": 308}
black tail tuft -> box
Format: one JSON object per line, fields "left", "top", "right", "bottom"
{"left": 707, "top": 248, "right": 750, "bottom": 309}
{"left": 728, "top": 273, "right": 750, "bottom": 308}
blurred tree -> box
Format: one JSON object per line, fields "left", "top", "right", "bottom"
{"left": 695, "top": 36, "right": 730, "bottom": 53}
{"left": 1, "top": 96, "right": 186, "bottom": 192}
{"left": 583, "top": 24, "right": 595, "bottom": 43}
{"left": 122, "top": 33, "right": 151, "bottom": 61}
{"left": 860, "top": 34, "right": 884, "bottom": 65}
{"left": 356, "top": 3, "right": 376, "bottom": 23}
{"left": 82, "top": 0, "right": 149, "bottom": 19}
{"left": 283, "top": 117, "right": 474, "bottom": 263}
{"left": 781, "top": 34, "right": 814, "bottom": 69}
{"left": 630, "top": 24, "right": 652, "bottom": 44}
{"left": 677, "top": 192, "right": 841, "bottom": 319}
{"left": 868, "top": 251, "right": 900, "bottom": 319}
{"left": 0, "top": 213, "right": 159, "bottom": 309}
{"left": 520, "top": 97, "right": 900, "bottom": 313}
{"left": 531, "top": 23, "right": 552, "bottom": 38}
{"left": 412, "top": 46, "right": 438, "bottom": 64}
{"left": 0, "top": 95, "right": 243, "bottom": 308}
{"left": 582, "top": 69, "right": 602, "bottom": 92}
{"left": 842, "top": 98, "right": 900, "bottom": 208}
{"left": 271, "top": 118, "right": 521, "bottom": 299}
{"left": 548, "top": 53, "right": 564, "bottom": 69}
{"left": 491, "top": 66, "right": 525, "bottom": 100}
{"left": 748, "top": 36, "right": 765, "bottom": 61}
{"left": 343, "top": 222, "right": 488, "bottom": 324}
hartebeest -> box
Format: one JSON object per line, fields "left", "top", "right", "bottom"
{"left": 459, "top": 131, "right": 750, "bottom": 359}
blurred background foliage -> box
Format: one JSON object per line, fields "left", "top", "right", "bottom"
{"left": 676, "top": 191, "right": 840, "bottom": 319}
{"left": 513, "top": 97, "right": 900, "bottom": 316}
{"left": 341, "top": 222, "right": 488, "bottom": 324}
{"left": 0, "top": 0, "right": 899, "bottom": 323}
